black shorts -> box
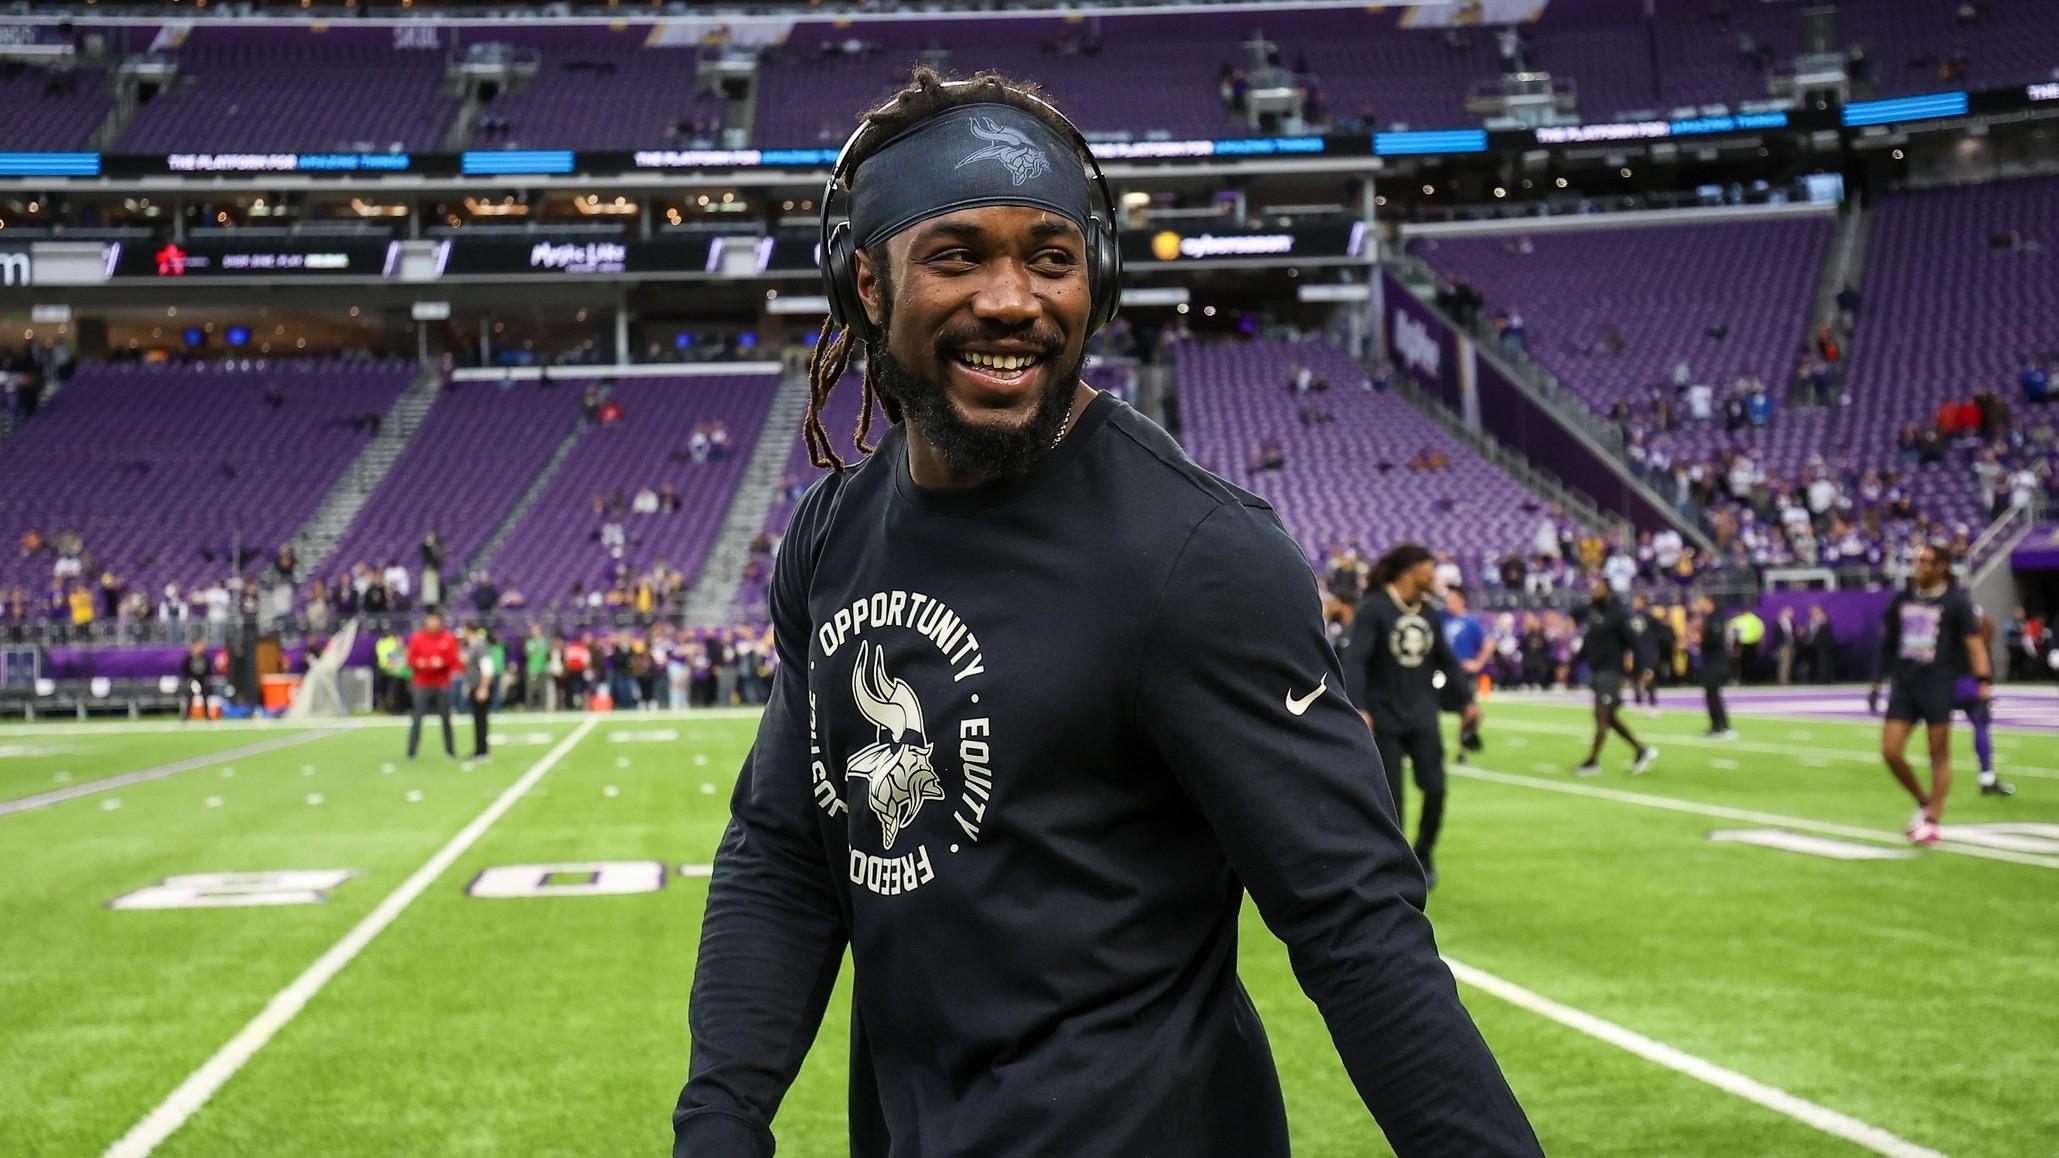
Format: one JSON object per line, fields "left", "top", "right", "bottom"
{"left": 1591, "top": 670, "right": 1625, "bottom": 708}
{"left": 1885, "top": 680, "right": 1955, "bottom": 727}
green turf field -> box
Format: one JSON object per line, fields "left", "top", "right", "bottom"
{"left": 1, "top": 700, "right": 2051, "bottom": 1156}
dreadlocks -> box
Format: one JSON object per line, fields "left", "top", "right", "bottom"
{"left": 803, "top": 66, "right": 1085, "bottom": 471}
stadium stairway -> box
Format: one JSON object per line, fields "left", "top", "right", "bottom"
{"left": 286, "top": 365, "right": 443, "bottom": 578}
{"left": 678, "top": 368, "right": 812, "bottom": 626}
{"left": 460, "top": 391, "right": 596, "bottom": 578}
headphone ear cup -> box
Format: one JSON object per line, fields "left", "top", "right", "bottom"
{"left": 821, "top": 221, "right": 873, "bottom": 343}
{"left": 1088, "top": 216, "right": 1123, "bottom": 335}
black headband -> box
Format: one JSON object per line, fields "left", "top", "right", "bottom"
{"left": 846, "top": 102, "right": 1094, "bottom": 252}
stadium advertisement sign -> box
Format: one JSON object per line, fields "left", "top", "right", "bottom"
{"left": 1121, "top": 222, "right": 1365, "bottom": 265}
{"left": 437, "top": 236, "right": 720, "bottom": 277}
{"left": 98, "top": 153, "right": 456, "bottom": 179}
{"left": 107, "top": 238, "right": 397, "bottom": 280}
{"left": 1383, "top": 272, "right": 1462, "bottom": 412}
{"left": 0, "top": 244, "right": 30, "bottom": 288}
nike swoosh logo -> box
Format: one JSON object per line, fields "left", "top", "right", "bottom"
{"left": 1286, "top": 674, "right": 1327, "bottom": 717}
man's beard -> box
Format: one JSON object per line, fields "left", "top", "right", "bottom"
{"left": 869, "top": 336, "right": 1082, "bottom": 482}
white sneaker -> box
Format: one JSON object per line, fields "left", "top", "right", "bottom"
{"left": 1574, "top": 763, "right": 1602, "bottom": 777}
{"left": 1711, "top": 729, "right": 1738, "bottom": 740}
{"left": 1631, "top": 747, "right": 1659, "bottom": 775}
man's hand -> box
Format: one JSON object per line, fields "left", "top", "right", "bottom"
{"left": 1460, "top": 702, "right": 1482, "bottom": 729}
{"left": 474, "top": 685, "right": 489, "bottom": 704}
{"left": 1976, "top": 680, "right": 1993, "bottom": 703}
{"left": 1866, "top": 684, "right": 1882, "bottom": 714}
{"left": 1360, "top": 709, "right": 1375, "bottom": 735}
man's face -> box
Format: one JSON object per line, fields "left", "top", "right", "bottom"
{"left": 425, "top": 615, "right": 444, "bottom": 634}
{"left": 856, "top": 204, "right": 1091, "bottom": 478}
{"left": 1913, "top": 547, "right": 1946, "bottom": 586}
{"left": 1590, "top": 579, "right": 1611, "bottom": 604}
{"left": 1406, "top": 559, "right": 1437, "bottom": 591}
{"left": 1442, "top": 589, "right": 1466, "bottom": 616}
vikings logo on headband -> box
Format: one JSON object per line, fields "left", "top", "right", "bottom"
{"left": 955, "top": 116, "right": 1052, "bottom": 187}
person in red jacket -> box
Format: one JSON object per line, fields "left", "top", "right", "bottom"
{"left": 406, "top": 610, "right": 461, "bottom": 760}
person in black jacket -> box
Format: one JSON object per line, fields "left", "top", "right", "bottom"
{"left": 1344, "top": 543, "right": 1479, "bottom": 890}
{"left": 177, "top": 640, "right": 211, "bottom": 723}
{"left": 674, "top": 68, "right": 1539, "bottom": 1158}
{"left": 1695, "top": 593, "right": 1737, "bottom": 739}
{"left": 1575, "top": 577, "right": 1658, "bottom": 776}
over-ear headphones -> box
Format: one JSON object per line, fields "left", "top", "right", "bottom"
{"left": 818, "top": 88, "right": 1123, "bottom": 346}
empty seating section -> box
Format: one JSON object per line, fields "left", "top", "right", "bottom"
{"left": 0, "top": 360, "right": 414, "bottom": 596}
{"left": 1410, "top": 215, "right": 1830, "bottom": 462}
{"left": 486, "top": 375, "right": 778, "bottom": 602}
{"left": 0, "top": 67, "right": 113, "bottom": 151}
{"left": 326, "top": 379, "right": 585, "bottom": 582}
{"left": 1174, "top": 340, "right": 1545, "bottom": 574}
{"left": 121, "top": 26, "right": 457, "bottom": 153}
{"left": 466, "top": 26, "right": 724, "bottom": 151}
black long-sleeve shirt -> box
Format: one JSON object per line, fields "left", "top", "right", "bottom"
{"left": 676, "top": 393, "right": 1539, "bottom": 1157}
{"left": 1578, "top": 597, "right": 1637, "bottom": 675}
{"left": 1343, "top": 588, "right": 1473, "bottom": 732}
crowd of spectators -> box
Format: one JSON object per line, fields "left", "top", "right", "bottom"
{"left": 368, "top": 619, "right": 776, "bottom": 716}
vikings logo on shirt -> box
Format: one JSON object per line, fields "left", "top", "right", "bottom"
{"left": 813, "top": 589, "right": 997, "bottom": 897}
{"left": 955, "top": 116, "right": 1052, "bottom": 187}
{"left": 846, "top": 640, "right": 944, "bottom": 851}
{"left": 1391, "top": 614, "right": 1434, "bottom": 668}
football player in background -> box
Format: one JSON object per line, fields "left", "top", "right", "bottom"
{"left": 1952, "top": 605, "right": 2014, "bottom": 797}
{"left": 1574, "top": 577, "right": 1658, "bottom": 776}
{"left": 1440, "top": 584, "right": 1490, "bottom": 763}
{"left": 1870, "top": 544, "right": 1994, "bottom": 844}
{"left": 1627, "top": 592, "right": 1663, "bottom": 717}
{"left": 1694, "top": 593, "right": 1737, "bottom": 739}
{"left": 1347, "top": 544, "right": 1481, "bottom": 890}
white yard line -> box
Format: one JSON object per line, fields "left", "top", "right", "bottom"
{"left": 1488, "top": 717, "right": 2059, "bottom": 781}
{"left": 0, "top": 706, "right": 765, "bottom": 738}
{"left": 102, "top": 718, "right": 599, "bottom": 1158}
{"left": 1446, "top": 957, "right": 1948, "bottom": 1158}
{"left": 1451, "top": 765, "right": 2059, "bottom": 871}
{"left": 0, "top": 730, "right": 344, "bottom": 818}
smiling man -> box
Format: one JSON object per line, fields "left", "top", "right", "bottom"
{"left": 675, "top": 68, "right": 1539, "bottom": 1158}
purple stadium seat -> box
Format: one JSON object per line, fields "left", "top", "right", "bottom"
{"left": 486, "top": 374, "right": 778, "bottom": 603}
{"left": 325, "top": 378, "right": 586, "bottom": 584}
{"left": 1174, "top": 339, "right": 1549, "bottom": 579}
{"left": 0, "top": 359, "right": 414, "bottom": 598}
{"left": 0, "top": 68, "right": 113, "bottom": 151}
{"left": 119, "top": 26, "right": 457, "bottom": 153}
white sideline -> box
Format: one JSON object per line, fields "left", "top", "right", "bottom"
{"left": 1451, "top": 765, "right": 2059, "bottom": 871}
{"left": 0, "top": 729, "right": 343, "bottom": 817}
{"left": 1445, "top": 957, "right": 1949, "bottom": 1158}
{"left": 102, "top": 718, "right": 599, "bottom": 1158}
{"left": 0, "top": 705, "right": 767, "bottom": 737}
